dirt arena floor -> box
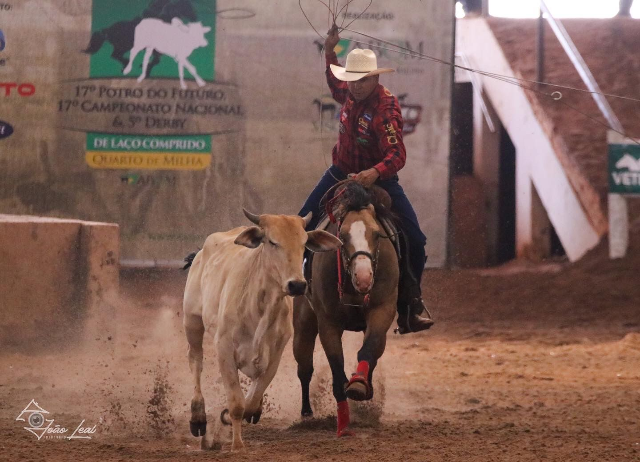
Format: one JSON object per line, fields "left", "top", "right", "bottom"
{"left": 1, "top": 235, "right": 639, "bottom": 461}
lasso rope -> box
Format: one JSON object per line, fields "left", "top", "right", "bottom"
{"left": 299, "top": 0, "right": 640, "bottom": 146}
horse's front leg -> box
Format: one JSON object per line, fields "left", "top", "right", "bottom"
{"left": 317, "top": 321, "right": 352, "bottom": 437}
{"left": 346, "top": 305, "right": 395, "bottom": 401}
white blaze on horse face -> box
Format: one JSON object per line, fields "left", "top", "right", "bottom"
{"left": 349, "top": 220, "right": 374, "bottom": 293}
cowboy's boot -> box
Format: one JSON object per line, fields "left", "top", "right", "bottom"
{"left": 397, "top": 297, "right": 434, "bottom": 334}
{"left": 396, "top": 252, "right": 434, "bottom": 334}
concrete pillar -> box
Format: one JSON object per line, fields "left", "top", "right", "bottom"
{"left": 473, "top": 91, "right": 501, "bottom": 265}
{"left": 516, "top": 143, "right": 533, "bottom": 259}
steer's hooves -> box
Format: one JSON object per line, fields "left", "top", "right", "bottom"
{"left": 190, "top": 420, "right": 207, "bottom": 437}
{"left": 244, "top": 410, "right": 262, "bottom": 425}
{"left": 301, "top": 409, "right": 314, "bottom": 419}
{"left": 220, "top": 409, "right": 232, "bottom": 426}
{"left": 346, "top": 381, "right": 371, "bottom": 401}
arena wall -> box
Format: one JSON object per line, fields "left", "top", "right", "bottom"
{"left": 0, "top": 0, "right": 454, "bottom": 266}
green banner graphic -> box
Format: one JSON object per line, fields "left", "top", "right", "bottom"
{"left": 609, "top": 143, "right": 640, "bottom": 195}
{"left": 84, "top": 0, "right": 217, "bottom": 170}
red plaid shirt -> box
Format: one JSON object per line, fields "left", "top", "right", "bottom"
{"left": 325, "top": 51, "right": 406, "bottom": 180}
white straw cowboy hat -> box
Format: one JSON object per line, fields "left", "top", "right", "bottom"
{"left": 330, "top": 48, "right": 395, "bottom": 82}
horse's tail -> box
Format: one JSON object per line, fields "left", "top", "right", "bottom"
{"left": 182, "top": 250, "right": 199, "bottom": 270}
{"left": 83, "top": 30, "right": 107, "bottom": 55}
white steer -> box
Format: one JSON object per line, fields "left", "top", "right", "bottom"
{"left": 183, "top": 209, "right": 341, "bottom": 450}
{"left": 123, "top": 17, "right": 210, "bottom": 89}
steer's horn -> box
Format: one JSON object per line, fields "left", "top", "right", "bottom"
{"left": 243, "top": 208, "right": 261, "bottom": 225}
{"left": 302, "top": 212, "right": 313, "bottom": 227}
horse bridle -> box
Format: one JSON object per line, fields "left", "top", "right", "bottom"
{"left": 337, "top": 219, "right": 381, "bottom": 306}
{"left": 323, "top": 181, "right": 383, "bottom": 306}
{"left": 340, "top": 246, "right": 380, "bottom": 279}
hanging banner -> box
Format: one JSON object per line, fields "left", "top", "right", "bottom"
{"left": 0, "top": 0, "right": 453, "bottom": 265}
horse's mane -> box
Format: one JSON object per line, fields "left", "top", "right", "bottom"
{"left": 320, "top": 180, "right": 395, "bottom": 223}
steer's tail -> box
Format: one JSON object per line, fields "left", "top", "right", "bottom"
{"left": 83, "top": 30, "right": 107, "bottom": 54}
{"left": 183, "top": 250, "right": 199, "bottom": 270}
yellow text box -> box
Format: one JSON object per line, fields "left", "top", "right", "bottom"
{"left": 86, "top": 151, "right": 211, "bottom": 170}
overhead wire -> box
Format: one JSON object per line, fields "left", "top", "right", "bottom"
{"left": 299, "top": 0, "right": 640, "bottom": 146}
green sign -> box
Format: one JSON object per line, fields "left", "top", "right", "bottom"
{"left": 84, "top": 0, "right": 216, "bottom": 170}
{"left": 89, "top": 0, "right": 215, "bottom": 81}
{"left": 609, "top": 143, "right": 640, "bottom": 195}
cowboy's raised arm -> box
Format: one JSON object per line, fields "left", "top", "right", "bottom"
{"left": 325, "top": 25, "right": 349, "bottom": 104}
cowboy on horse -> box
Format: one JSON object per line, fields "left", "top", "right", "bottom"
{"left": 299, "top": 25, "right": 434, "bottom": 334}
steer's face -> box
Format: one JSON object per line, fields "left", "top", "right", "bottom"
{"left": 188, "top": 22, "right": 211, "bottom": 48}
{"left": 235, "top": 212, "right": 342, "bottom": 297}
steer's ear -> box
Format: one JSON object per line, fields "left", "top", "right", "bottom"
{"left": 306, "top": 230, "right": 342, "bottom": 252}
{"left": 234, "top": 226, "right": 264, "bottom": 249}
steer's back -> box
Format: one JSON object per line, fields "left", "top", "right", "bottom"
{"left": 134, "top": 18, "right": 180, "bottom": 53}
{"left": 183, "top": 227, "right": 257, "bottom": 331}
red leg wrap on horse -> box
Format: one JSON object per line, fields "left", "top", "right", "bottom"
{"left": 355, "top": 360, "right": 370, "bottom": 379}
{"left": 336, "top": 400, "right": 352, "bottom": 437}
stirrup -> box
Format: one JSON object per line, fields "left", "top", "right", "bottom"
{"left": 395, "top": 299, "right": 434, "bottom": 334}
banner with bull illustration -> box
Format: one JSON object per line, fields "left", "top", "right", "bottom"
{"left": 0, "top": 0, "right": 453, "bottom": 265}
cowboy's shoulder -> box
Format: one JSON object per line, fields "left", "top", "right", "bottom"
{"left": 380, "top": 86, "right": 394, "bottom": 98}
{"left": 375, "top": 86, "right": 401, "bottom": 113}
{"left": 376, "top": 86, "right": 398, "bottom": 104}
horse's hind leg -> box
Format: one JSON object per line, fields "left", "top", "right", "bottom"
{"left": 113, "top": 46, "right": 131, "bottom": 70}
{"left": 346, "top": 306, "right": 395, "bottom": 401}
{"left": 293, "top": 298, "right": 318, "bottom": 418}
{"left": 123, "top": 45, "right": 142, "bottom": 75}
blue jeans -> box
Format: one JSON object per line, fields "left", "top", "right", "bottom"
{"left": 299, "top": 165, "right": 427, "bottom": 282}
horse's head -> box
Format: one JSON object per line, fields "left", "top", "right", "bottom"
{"left": 334, "top": 182, "right": 389, "bottom": 295}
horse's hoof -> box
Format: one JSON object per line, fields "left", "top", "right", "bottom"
{"left": 301, "top": 409, "right": 313, "bottom": 419}
{"left": 346, "top": 381, "right": 372, "bottom": 401}
{"left": 220, "top": 409, "right": 232, "bottom": 426}
{"left": 337, "top": 428, "right": 355, "bottom": 437}
{"left": 189, "top": 420, "right": 207, "bottom": 437}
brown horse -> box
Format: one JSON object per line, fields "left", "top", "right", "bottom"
{"left": 293, "top": 181, "right": 399, "bottom": 437}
